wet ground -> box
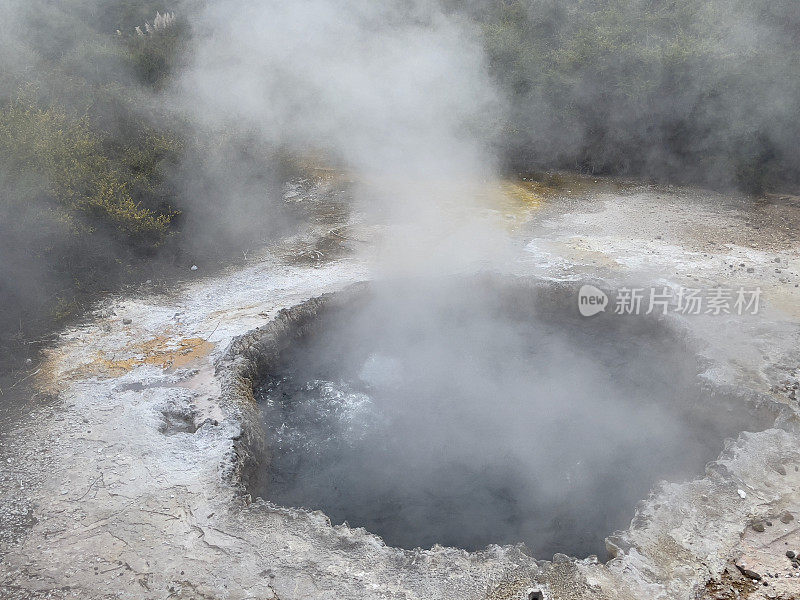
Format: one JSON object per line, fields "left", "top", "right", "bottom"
{"left": 1, "top": 175, "right": 799, "bottom": 599}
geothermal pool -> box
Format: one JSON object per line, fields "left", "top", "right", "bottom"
{"left": 251, "top": 278, "right": 766, "bottom": 558}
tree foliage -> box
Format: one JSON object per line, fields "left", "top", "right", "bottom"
{"left": 0, "top": 99, "right": 176, "bottom": 245}
{"left": 479, "top": 0, "right": 800, "bottom": 192}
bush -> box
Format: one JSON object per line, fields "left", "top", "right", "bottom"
{"left": 479, "top": 0, "right": 800, "bottom": 191}
{"left": 0, "top": 99, "right": 175, "bottom": 246}
{"left": 0, "top": 96, "right": 183, "bottom": 363}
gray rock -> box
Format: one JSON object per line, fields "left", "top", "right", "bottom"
{"left": 552, "top": 553, "right": 571, "bottom": 564}
{"left": 736, "top": 565, "right": 762, "bottom": 580}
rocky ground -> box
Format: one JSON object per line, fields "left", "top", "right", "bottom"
{"left": 1, "top": 175, "right": 799, "bottom": 599}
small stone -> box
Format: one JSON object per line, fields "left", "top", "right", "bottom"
{"left": 776, "top": 465, "right": 787, "bottom": 475}
{"left": 766, "top": 520, "right": 773, "bottom": 526}
{"left": 190, "top": 265, "right": 198, "bottom": 271}
{"left": 774, "top": 257, "right": 781, "bottom": 263}
{"left": 752, "top": 521, "right": 766, "bottom": 532}
{"left": 787, "top": 551, "right": 795, "bottom": 559}
{"left": 736, "top": 565, "right": 762, "bottom": 580}
{"left": 780, "top": 511, "right": 794, "bottom": 524}
{"left": 747, "top": 267, "right": 755, "bottom": 273}
{"left": 737, "top": 489, "right": 747, "bottom": 499}
{"left": 123, "top": 318, "right": 132, "bottom": 325}
{"left": 552, "top": 553, "right": 571, "bottom": 564}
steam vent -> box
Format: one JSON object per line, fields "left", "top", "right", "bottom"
{"left": 6, "top": 177, "right": 800, "bottom": 600}
{"left": 247, "top": 277, "right": 765, "bottom": 557}
{"left": 215, "top": 273, "right": 799, "bottom": 598}
{"left": 4, "top": 1, "right": 800, "bottom": 597}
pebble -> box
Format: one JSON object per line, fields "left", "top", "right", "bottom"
{"left": 737, "top": 489, "right": 747, "bottom": 499}
{"left": 191, "top": 265, "right": 198, "bottom": 271}
{"left": 753, "top": 521, "right": 766, "bottom": 532}
{"left": 737, "top": 565, "right": 762, "bottom": 580}
{"left": 780, "top": 511, "right": 794, "bottom": 524}
{"left": 123, "top": 318, "right": 132, "bottom": 325}
{"left": 787, "top": 551, "right": 796, "bottom": 559}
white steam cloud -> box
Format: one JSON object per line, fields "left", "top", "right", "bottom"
{"left": 177, "top": 0, "right": 509, "bottom": 274}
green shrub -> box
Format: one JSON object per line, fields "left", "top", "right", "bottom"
{"left": 0, "top": 99, "right": 175, "bottom": 246}
{"left": 479, "top": 0, "right": 800, "bottom": 191}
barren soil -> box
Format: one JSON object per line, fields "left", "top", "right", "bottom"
{"left": 2, "top": 177, "right": 800, "bottom": 599}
